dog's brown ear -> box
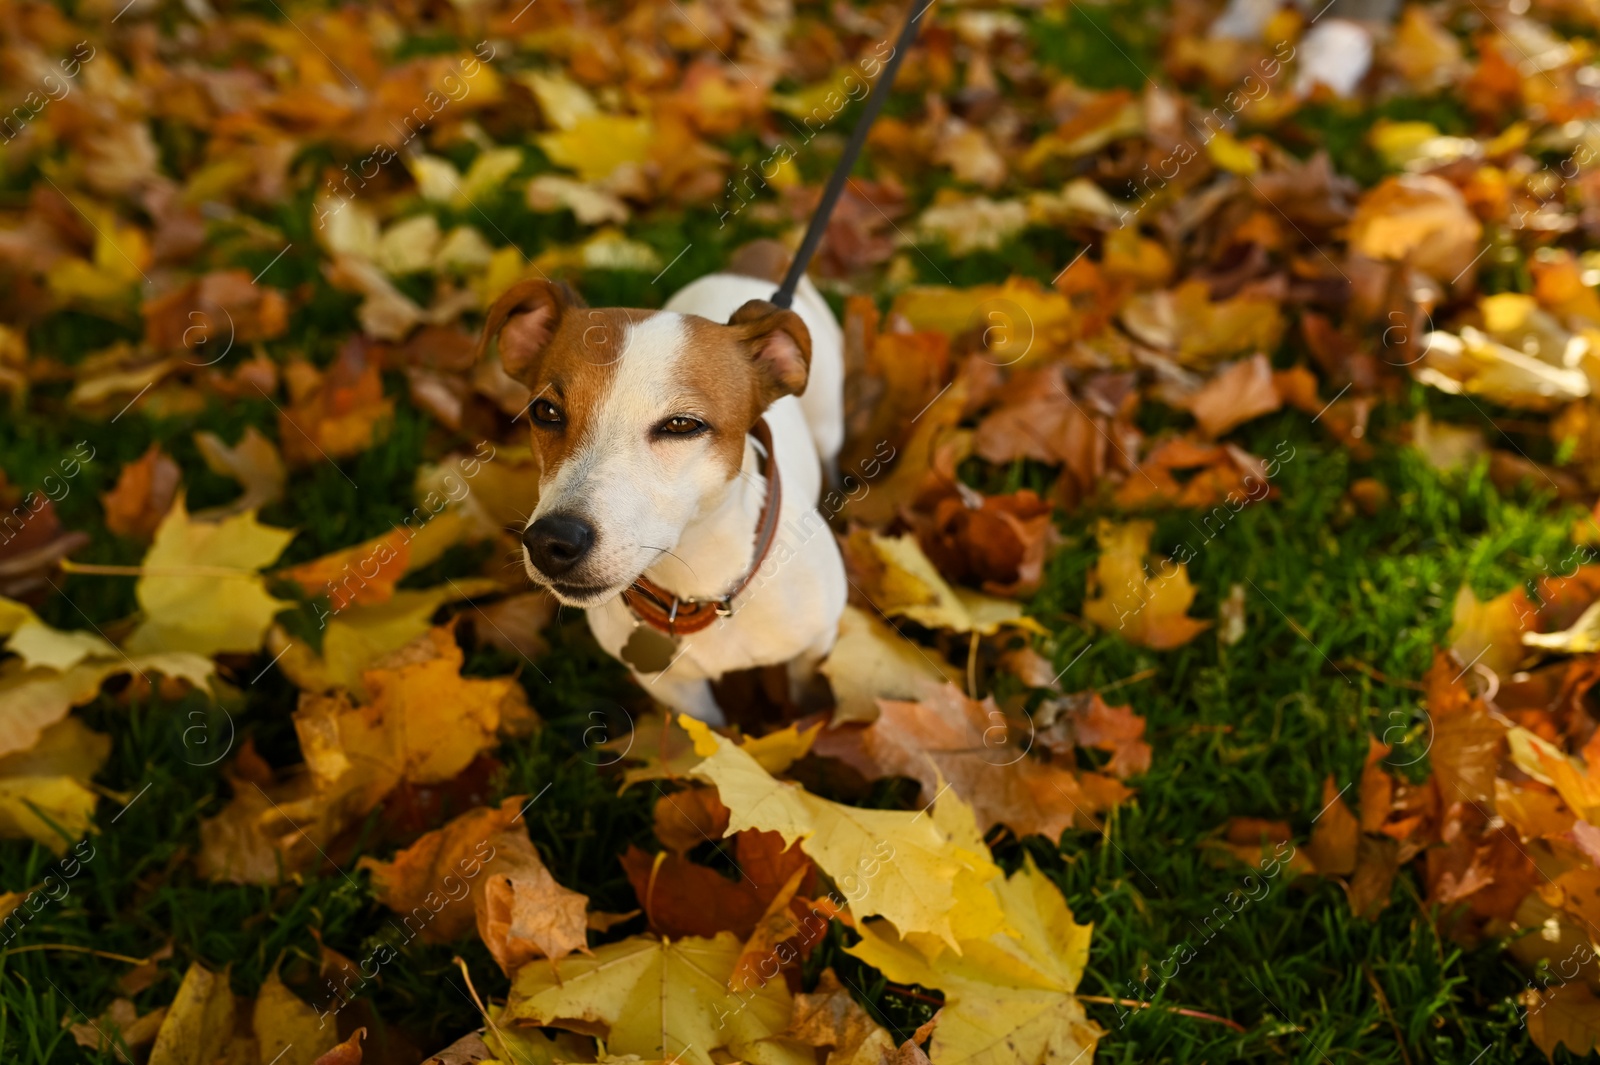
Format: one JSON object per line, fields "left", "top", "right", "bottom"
{"left": 730, "top": 299, "right": 811, "bottom": 405}
{"left": 476, "top": 279, "right": 580, "bottom": 381}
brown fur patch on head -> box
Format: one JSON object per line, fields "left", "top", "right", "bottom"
{"left": 514, "top": 305, "right": 654, "bottom": 475}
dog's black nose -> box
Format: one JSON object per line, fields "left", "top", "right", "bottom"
{"left": 523, "top": 514, "right": 595, "bottom": 576}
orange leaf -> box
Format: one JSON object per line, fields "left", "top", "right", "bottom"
{"left": 357, "top": 797, "right": 523, "bottom": 943}
{"left": 102, "top": 444, "right": 181, "bottom": 540}
{"left": 280, "top": 528, "right": 412, "bottom": 611}
{"left": 1305, "top": 776, "right": 1358, "bottom": 877}
{"left": 653, "top": 787, "right": 731, "bottom": 856}
{"left": 312, "top": 1028, "right": 366, "bottom": 1065}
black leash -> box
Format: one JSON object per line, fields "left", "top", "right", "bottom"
{"left": 770, "top": 0, "right": 933, "bottom": 310}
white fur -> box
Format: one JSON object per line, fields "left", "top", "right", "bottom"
{"left": 523, "top": 274, "right": 847, "bottom": 724}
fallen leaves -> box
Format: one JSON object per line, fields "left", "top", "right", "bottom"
{"left": 504, "top": 932, "right": 800, "bottom": 1065}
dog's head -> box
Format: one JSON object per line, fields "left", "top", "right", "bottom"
{"left": 477, "top": 279, "right": 812, "bottom": 607}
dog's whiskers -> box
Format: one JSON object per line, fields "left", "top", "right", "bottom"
{"left": 639, "top": 544, "right": 697, "bottom": 578}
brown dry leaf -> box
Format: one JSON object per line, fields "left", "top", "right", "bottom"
{"left": 860, "top": 683, "right": 1129, "bottom": 838}
{"left": 784, "top": 968, "right": 897, "bottom": 1065}
{"left": 972, "top": 368, "right": 1109, "bottom": 489}
{"left": 1040, "top": 692, "right": 1152, "bottom": 779}
{"left": 1431, "top": 705, "right": 1508, "bottom": 809}
{"left": 1525, "top": 982, "right": 1600, "bottom": 1060}
{"left": 1184, "top": 354, "right": 1283, "bottom": 437}
{"left": 279, "top": 340, "right": 394, "bottom": 466}
{"left": 0, "top": 491, "right": 90, "bottom": 601}
{"left": 1345, "top": 835, "right": 1401, "bottom": 918}
{"left": 653, "top": 787, "right": 731, "bottom": 855}
{"left": 1114, "top": 437, "right": 1273, "bottom": 511}
{"left": 1305, "top": 776, "right": 1359, "bottom": 877}
{"left": 911, "top": 486, "right": 1053, "bottom": 597}
{"left": 358, "top": 797, "right": 523, "bottom": 943}
{"left": 102, "top": 443, "right": 182, "bottom": 540}
{"left": 620, "top": 827, "right": 815, "bottom": 941}
{"left": 1081, "top": 519, "right": 1209, "bottom": 650}
{"left": 475, "top": 828, "right": 589, "bottom": 975}
{"left": 69, "top": 998, "right": 167, "bottom": 1055}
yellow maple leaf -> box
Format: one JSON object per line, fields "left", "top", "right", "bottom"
{"left": 857, "top": 533, "right": 1043, "bottom": 636}
{"left": 125, "top": 496, "right": 296, "bottom": 658}
{"left": 682, "top": 716, "right": 1003, "bottom": 948}
{"left": 536, "top": 114, "right": 654, "bottom": 182}
{"left": 847, "top": 854, "right": 1102, "bottom": 1065}
{"left": 1082, "top": 519, "right": 1209, "bottom": 650}
{"left": 820, "top": 605, "right": 963, "bottom": 724}
{"left": 503, "top": 931, "right": 805, "bottom": 1065}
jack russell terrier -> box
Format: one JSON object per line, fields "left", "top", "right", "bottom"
{"left": 475, "top": 260, "right": 848, "bottom": 725}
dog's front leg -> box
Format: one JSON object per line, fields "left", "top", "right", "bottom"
{"left": 636, "top": 668, "right": 725, "bottom": 727}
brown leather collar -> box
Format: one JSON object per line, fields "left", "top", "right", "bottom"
{"left": 621, "top": 418, "right": 782, "bottom": 636}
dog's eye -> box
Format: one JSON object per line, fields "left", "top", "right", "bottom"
{"left": 657, "top": 416, "right": 706, "bottom": 436}
{"left": 531, "top": 399, "right": 564, "bottom": 426}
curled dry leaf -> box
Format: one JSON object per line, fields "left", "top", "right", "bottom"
{"left": 784, "top": 968, "right": 897, "bottom": 1065}
{"left": 1183, "top": 353, "right": 1282, "bottom": 437}
{"left": 620, "top": 825, "right": 813, "bottom": 941}
{"left": 1347, "top": 175, "right": 1483, "bottom": 283}
{"left": 475, "top": 828, "right": 590, "bottom": 975}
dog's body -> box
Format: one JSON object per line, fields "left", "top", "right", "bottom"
{"left": 478, "top": 268, "right": 847, "bottom": 724}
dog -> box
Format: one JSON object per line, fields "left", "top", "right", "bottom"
{"left": 475, "top": 257, "right": 848, "bottom": 724}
